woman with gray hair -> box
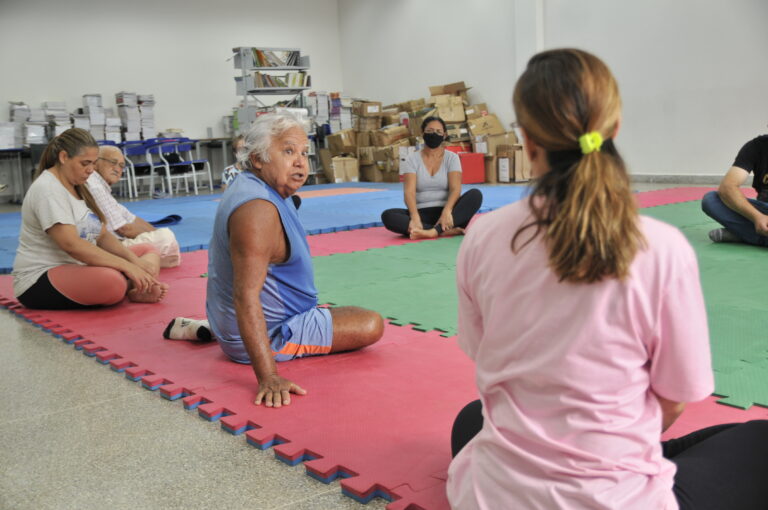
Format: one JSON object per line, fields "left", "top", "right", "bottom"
{"left": 165, "top": 111, "right": 384, "bottom": 407}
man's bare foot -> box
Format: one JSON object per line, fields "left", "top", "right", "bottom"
{"left": 128, "top": 282, "right": 169, "bottom": 303}
{"left": 410, "top": 228, "right": 438, "bottom": 240}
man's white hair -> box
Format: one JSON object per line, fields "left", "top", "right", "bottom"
{"left": 237, "top": 111, "right": 307, "bottom": 170}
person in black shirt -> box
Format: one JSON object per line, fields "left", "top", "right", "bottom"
{"left": 702, "top": 135, "right": 768, "bottom": 245}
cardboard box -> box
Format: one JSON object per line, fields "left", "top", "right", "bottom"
{"left": 356, "top": 130, "right": 374, "bottom": 147}
{"left": 467, "top": 114, "right": 505, "bottom": 137}
{"left": 429, "top": 81, "right": 471, "bottom": 96}
{"left": 330, "top": 156, "right": 359, "bottom": 183}
{"left": 374, "top": 125, "right": 410, "bottom": 147}
{"left": 399, "top": 98, "right": 426, "bottom": 112}
{"left": 374, "top": 139, "right": 409, "bottom": 171}
{"left": 326, "top": 129, "right": 356, "bottom": 156}
{"left": 498, "top": 156, "right": 512, "bottom": 183}
{"left": 361, "top": 163, "right": 383, "bottom": 182}
{"left": 446, "top": 122, "right": 470, "bottom": 142}
{"left": 381, "top": 109, "right": 401, "bottom": 126}
{"left": 354, "top": 116, "right": 381, "bottom": 131}
{"left": 484, "top": 156, "right": 497, "bottom": 184}
{"left": 319, "top": 148, "right": 334, "bottom": 181}
{"left": 464, "top": 103, "right": 489, "bottom": 120}
{"left": 485, "top": 131, "right": 519, "bottom": 155}
{"left": 353, "top": 101, "right": 383, "bottom": 117}
{"left": 357, "top": 146, "right": 375, "bottom": 165}
{"left": 513, "top": 144, "right": 531, "bottom": 181}
{"left": 434, "top": 95, "right": 466, "bottom": 123}
{"left": 407, "top": 107, "right": 437, "bottom": 136}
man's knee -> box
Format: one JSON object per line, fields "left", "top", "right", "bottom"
{"left": 360, "top": 309, "right": 384, "bottom": 345}
{"left": 701, "top": 190, "right": 721, "bottom": 215}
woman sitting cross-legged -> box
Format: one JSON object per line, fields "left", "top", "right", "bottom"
{"left": 381, "top": 116, "right": 482, "bottom": 239}
{"left": 12, "top": 128, "right": 168, "bottom": 309}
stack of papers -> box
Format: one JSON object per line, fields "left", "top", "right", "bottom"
{"left": 44, "top": 101, "right": 70, "bottom": 137}
{"left": 119, "top": 105, "right": 141, "bottom": 141}
{"left": 82, "top": 94, "right": 102, "bottom": 108}
{"left": 0, "top": 122, "right": 17, "bottom": 149}
{"left": 115, "top": 91, "right": 138, "bottom": 107}
{"left": 24, "top": 123, "right": 47, "bottom": 145}
{"left": 72, "top": 114, "right": 91, "bottom": 131}
{"left": 9, "top": 102, "right": 30, "bottom": 122}
{"left": 308, "top": 92, "right": 329, "bottom": 125}
{"left": 104, "top": 108, "right": 122, "bottom": 143}
{"left": 138, "top": 95, "right": 156, "bottom": 140}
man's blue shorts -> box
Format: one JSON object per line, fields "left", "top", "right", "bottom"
{"left": 216, "top": 307, "right": 333, "bottom": 363}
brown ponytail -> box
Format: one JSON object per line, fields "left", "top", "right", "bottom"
{"left": 511, "top": 49, "right": 645, "bottom": 283}
{"left": 35, "top": 128, "right": 106, "bottom": 225}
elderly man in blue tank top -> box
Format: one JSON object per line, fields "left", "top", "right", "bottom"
{"left": 164, "top": 112, "right": 384, "bottom": 407}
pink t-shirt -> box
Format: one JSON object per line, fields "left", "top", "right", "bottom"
{"left": 447, "top": 200, "right": 714, "bottom": 510}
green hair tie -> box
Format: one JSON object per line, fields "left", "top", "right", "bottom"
{"left": 579, "top": 131, "right": 603, "bottom": 154}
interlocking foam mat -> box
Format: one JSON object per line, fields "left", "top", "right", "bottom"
{"left": 0, "top": 183, "right": 529, "bottom": 273}
{"left": 1, "top": 186, "right": 763, "bottom": 510}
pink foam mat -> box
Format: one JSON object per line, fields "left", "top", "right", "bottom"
{"left": 662, "top": 396, "right": 768, "bottom": 441}
{"left": 0, "top": 268, "right": 470, "bottom": 509}
{"left": 634, "top": 186, "right": 755, "bottom": 208}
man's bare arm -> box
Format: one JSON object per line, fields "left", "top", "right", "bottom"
{"left": 229, "top": 199, "right": 306, "bottom": 407}
{"left": 718, "top": 166, "right": 768, "bottom": 234}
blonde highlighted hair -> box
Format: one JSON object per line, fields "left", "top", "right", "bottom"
{"left": 34, "top": 128, "right": 106, "bottom": 224}
{"left": 512, "top": 48, "right": 644, "bottom": 283}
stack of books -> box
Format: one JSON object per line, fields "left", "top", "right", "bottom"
{"left": 104, "top": 108, "right": 122, "bottom": 143}
{"left": 117, "top": 92, "right": 140, "bottom": 141}
{"left": 9, "top": 103, "right": 29, "bottom": 148}
{"left": 251, "top": 49, "right": 300, "bottom": 67}
{"left": 329, "top": 93, "right": 353, "bottom": 132}
{"left": 83, "top": 94, "right": 105, "bottom": 140}
{"left": 138, "top": 94, "right": 156, "bottom": 140}
{"left": 43, "top": 101, "right": 70, "bottom": 137}
{"left": 0, "top": 122, "right": 17, "bottom": 149}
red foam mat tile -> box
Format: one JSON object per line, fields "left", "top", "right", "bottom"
{"left": 634, "top": 186, "right": 755, "bottom": 208}
{"left": 307, "top": 226, "right": 419, "bottom": 257}
{"left": 661, "top": 395, "right": 768, "bottom": 441}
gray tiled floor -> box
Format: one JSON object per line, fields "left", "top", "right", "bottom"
{"left": 0, "top": 181, "right": 688, "bottom": 509}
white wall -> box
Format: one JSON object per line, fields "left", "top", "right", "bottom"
{"left": 337, "top": 0, "right": 519, "bottom": 129}
{"left": 0, "top": 0, "right": 344, "bottom": 138}
{"left": 544, "top": 0, "right": 768, "bottom": 176}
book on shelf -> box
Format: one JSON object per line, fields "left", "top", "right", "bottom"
{"left": 251, "top": 71, "right": 310, "bottom": 89}
{"left": 252, "top": 48, "right": 300, "bottom": 68}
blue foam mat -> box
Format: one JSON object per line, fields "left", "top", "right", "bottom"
{"left": 0, "top": 182, "right": 529, "bottom": 273}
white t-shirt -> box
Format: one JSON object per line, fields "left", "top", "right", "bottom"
{"left": 400, "top": 150, "right": 462, "bottom": 208}
{"left": 447, "top": 200, "right": 714, "bottom": 510}
{"left": 12, "top": 170, "right": 103, "bottom": 297}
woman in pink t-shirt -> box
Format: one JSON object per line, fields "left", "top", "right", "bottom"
{"left": 447, "top": 48, "right": 768, "bottom": 510}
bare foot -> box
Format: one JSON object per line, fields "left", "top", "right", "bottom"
{"left": 128, "top": 283, "right": 169, "bottom": 303}
{"left": 409, "top": 228, "right": 438, "bottom": 240}
{"left": 442, "top": 227, "right": 466, "bottom": 237}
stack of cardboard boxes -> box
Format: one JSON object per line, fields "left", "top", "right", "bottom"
{"left": 318, "top": 81, "right": 531, "bottom": 184}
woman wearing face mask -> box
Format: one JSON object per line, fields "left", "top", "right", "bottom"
{"left": 381, "top": 116, "right": 483, "bottom": 239}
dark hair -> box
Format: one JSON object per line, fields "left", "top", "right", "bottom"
{"left": 420, "top": 116, "right": 447, "bottom": 134}
{"left": 35, "top": 128, "right": 106, "bottom": 224}
{"left": 511, "top": 48, "right": 644, "bottom": 283}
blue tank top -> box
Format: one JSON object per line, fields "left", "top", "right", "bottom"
{"left": 206, "top": 172, "right": 317, "bottom": 344}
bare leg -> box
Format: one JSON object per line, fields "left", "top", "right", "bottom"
{"left": 329, "top": 306, "right": 384, "bottom": 353}
{"left": 128, "top": 244, "right": 161, "bottom": 277}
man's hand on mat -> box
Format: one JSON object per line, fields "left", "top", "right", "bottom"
{"left": 439, "top": 210, "right": 454, "bottom": 231}
{"left": 255, "top": 374, "right": 307, "bottom": 408}
{"left": 408, "top": 217, "right": 423, "bottom": 233}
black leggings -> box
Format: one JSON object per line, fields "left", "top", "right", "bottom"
{"left": 381, "top": 188, "right": 483, "bottom": 236}
{"left": 17, "top": 271, "right": 92, "bottom": 310}
{"left": 451, "top": 400, "right": 768, "bottom": 510}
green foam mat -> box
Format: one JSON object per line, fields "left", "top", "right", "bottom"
{"left": 315, "top": 201, "right": 768, "bottom": 409}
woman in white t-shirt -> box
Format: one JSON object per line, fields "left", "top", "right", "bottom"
{"left": 12, "top": 128, "right": 169, "bottom": 309}
{"left": 381, "top": 116, "right": 482, "bottom": 240}
{"left": 447, "top": 49, "right": 768, "bottom": 510}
